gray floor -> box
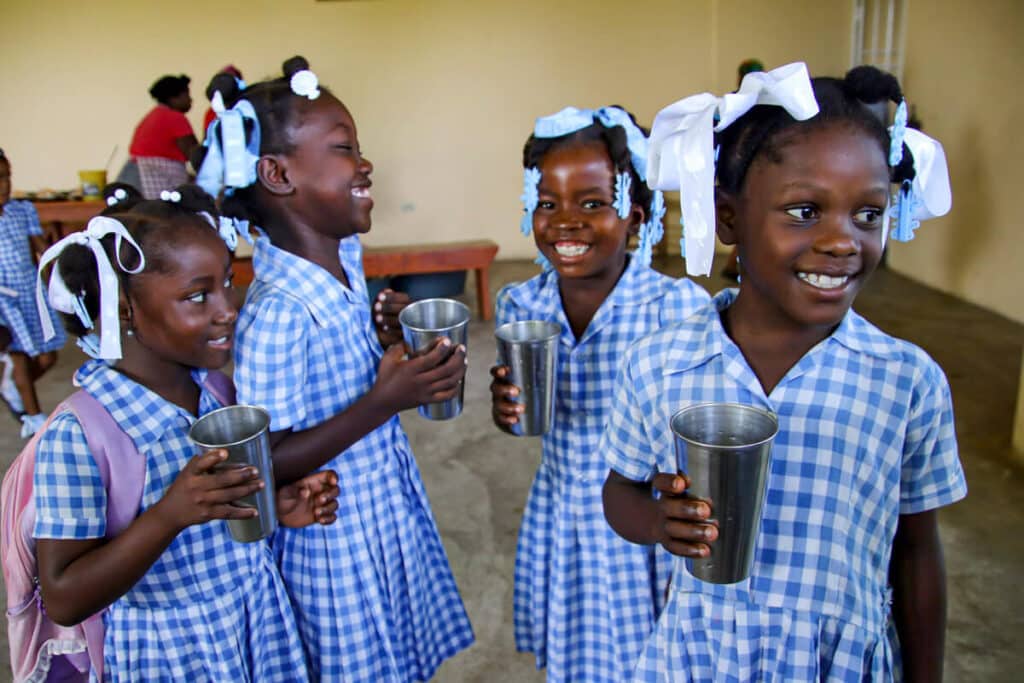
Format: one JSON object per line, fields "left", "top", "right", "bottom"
{"left": 1, "top": 259, "right": 1022, "bottom": 682}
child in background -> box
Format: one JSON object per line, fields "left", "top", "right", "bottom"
{"left": 199, "top": 57, "right": 473, "bottom": 681}
{"left": 0, "top": 148, "right": 65, "bottom": 436}
{"left": 490, "top": 106, "right": 709, "bottom": 681}
{"left": 30, "top": 187, "right": 340, "bottom": 681}
{"left": 602, "top": 63, "right": 964, "bottom": 681}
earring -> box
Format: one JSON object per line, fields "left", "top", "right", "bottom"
{"left": 125, "top": 328, "right": 134, "bottom": 337}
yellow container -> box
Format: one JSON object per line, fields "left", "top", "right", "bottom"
{"left": 78, "top": 169, "right": 107, "bottom": 201}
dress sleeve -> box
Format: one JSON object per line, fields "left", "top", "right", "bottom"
{"left": 659, "top": 278, "right": 711, "bottom": 326}
{"left": 600, "top": 345, "right": 661, "bottom": 482}
{"left": 899, "top": 357, "right": 967, "bottom": 514}
{"left": 22, "top": 201, "right": 43, "bottom": 237}
{"left": 33, "top": 412, "right": 107, "bottom": 539}
{"left": 167, "top": 109, "right": 195, "bottom": 139}
{"left": 234, "top": 295, "right": 310, "bottom": 431}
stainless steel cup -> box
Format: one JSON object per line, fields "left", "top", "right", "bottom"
{"left": 495, "top": 320, "right": 560, "bottom": 436}
{"left": 671, "top": 403, "right": 778, "bottom": 584}
{"left": 398, "top": 298, "right": 471, "bottom": 420}
{"left": 189, "top": 405, "right": 277, "bottom": 543}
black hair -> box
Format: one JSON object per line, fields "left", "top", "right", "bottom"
{"left": 204, "top": 71, "right": 244, "bottom": 105}
{"left": 100, "top": 182, "right": 144, "bottom": 215}
{"left": 149, "top": 75, "right": 191, "bottom": 105}
{"left": 522, "top": 106, "right": 653, "bottom": 218}
{"left": 716, "top": 65, "right": 915, "bottom": 194}
{"left": 51, "top": 184, "right": 223, "bottom": 339}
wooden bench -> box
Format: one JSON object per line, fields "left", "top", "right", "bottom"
{"left": 233, "top": 239, "right": 500, "bottom": 320}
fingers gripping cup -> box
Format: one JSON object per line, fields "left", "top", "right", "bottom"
{"left": 188, "top": 405, "right": 278, "bottom": 543}
{"left": 671, "top": 403, "right": 778, "bottom": 584}
{"left": 495, "top": 320, "right": 560, "bottom": 436}
{"left": 398, "top": 298, "right": 471, "bottom": 420}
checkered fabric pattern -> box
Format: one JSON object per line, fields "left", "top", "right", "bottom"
{"left": 0, "top": 200, "right": 66, "bottom": 355}
{"left": 234, "top": 236, "right": 473, "bottom": 681}
{"left": 498, "top": 256, "right": 709, "bottom": 682}
{"left": 32, "top": 360, "right": 308, "bottom": 682}
{"left": 135, "top": 157, "right": 189, "bottom": 200}
{"left": 601, "top": 289, "right": 967, "bottom": 681}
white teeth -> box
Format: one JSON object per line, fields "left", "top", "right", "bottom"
{"left": 210, "top": 336, "right": 228, "bottom": 344}
{"left": 554, "top": 243, "right": 590, "bottom": 257}
{"left": 798, "top": 272, "right": 849, "bottom": 289}
{"left": 351, "top": 187, "right": 371, "bottom": 198}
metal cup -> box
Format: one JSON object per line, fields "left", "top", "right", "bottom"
{"left": 398, "top": 298, "right": 471, "bottom": 420}
{"left": 189, "top": 405, "right": 278, "bottom": 543}
{"left": 671, "top": 403, "right": 778, "bottom": 584}
{"left": 495, "top": 320, "right": 560, "bottom": 436}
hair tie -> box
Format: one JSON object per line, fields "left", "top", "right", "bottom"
{"left": 196, "top": 211, "right": 252, "bottom": 251}
{"left": 888, "top": 127, "right": 952, "bottom": 242}
{"left": 290, "top": 70, "right": 320, "bottom": 100}
{"left": 647, "top": 62, "right": 819, "bottom": 276}
{"left": 106, "top": 188, "right": 128, "bottom": 207}
{"left": 36, "top": 216, "right": 146, "bottom": 360}
{"left": 196, "top": 97, "right": 262, "bottom": 199}
{"left": 889, "top": 99, "right": 908, "bottom": 166}
{"left": 160, "top": 190, "right": 181, "bottom": 203}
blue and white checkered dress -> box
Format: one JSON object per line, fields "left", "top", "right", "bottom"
{"left": 498, "top": 256, "right": 709, "bottom": 682}
{"left": 234, "top": 236, "right": 474, "bottom": 682}
{"left": 32, "top": 360, "right": 308, "bottom": 683}
{"left": 600, "top": 289, "right": 968, "bottom": 682}
{"left": 0, "top": 200, "right": 65, "bottom": 354}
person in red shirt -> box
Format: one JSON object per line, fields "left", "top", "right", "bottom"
{"left": 128, "top": 75, "right": 197, "bottom": 198}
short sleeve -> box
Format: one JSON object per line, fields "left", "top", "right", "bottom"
{"left": 234, "top": 295, "right": 310, "bottom": 431}
{"left": 33, "top": 412, "right": 107, "bottom": 539}
{"left": 899, "top": 359, "right": 967, "bottom": 513}
{"left": 600, "top": 348, "right": 660, "bottom": 482}
{"left": 165, "top": 109, "right": 195, "bottom": 139}
{"left": 22, "top": 202, "right": 43, "bottom": 237}
{"left": 659, "top": 278, "right": 710, "bottom": 326}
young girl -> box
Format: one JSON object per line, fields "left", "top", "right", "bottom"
{"left": 0, "top": 148, "right": 65, "bottom": 436}
{"left": 490, "top": 106, "right": 709, "bottom": 681}
{"left": 601, "top": 63, "right": 965, "bottom": 681}
{"left": 31, "top": 187, "right": 341, "bottom": 681}
{"left": 199, "top": 57, "right": 474, "bottom": 680}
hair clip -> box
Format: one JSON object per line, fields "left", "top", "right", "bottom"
{"left": 160, "top": 190, "right": 182, "bottom": 203}
{"left": 520, "top": 167, "right": 542, "bottom": 236}
{"left": 635, "top": 191, "right": 666, "bottom": 267}
{"left": 290, "top": 70, "right": 321, "bottom": 101}
{"left": 613, "top": 172, "right": 632, "bottom": 219}
{"left": 890, "top": 99, "right": 908, "bottom": 167}
{"left": 105, "top": 188, "right": 128, "bottom": 207}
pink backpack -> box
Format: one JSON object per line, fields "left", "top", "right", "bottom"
{"left": 1, "top": 371, "right": 234, "bottom": 683}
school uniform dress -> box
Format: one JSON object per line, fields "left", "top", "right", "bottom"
{"left": 601, "top": 289, "right": 968, "bottom": 682}
{"left": 499, "top": 255, "right": 709, "bottom": 682}
{"left": 32, "top": 360, "right": 308, "bottom": 683}
{"left": 0, "top": 200, "right": 66, "bottom": 354}
{"left": 234, "top": 236, "right": 474, "bottom": 682}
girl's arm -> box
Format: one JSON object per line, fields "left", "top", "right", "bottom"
{"left": 36, "top": 450, "right": 262, "bottom": 626}
{"left": 268, "top": 339, "right": 466, "bottom": 483}
{"left": 889, "top": 509, "right": 947, "bottom": 683}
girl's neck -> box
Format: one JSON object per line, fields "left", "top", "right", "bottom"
{"left": 114, "top": 353, "right": 200, "bottom": 416}
{"left": 557, "top": 254, "right": 628, "bottom": 340}
{"left": 268, "top": 222, "right": 349, "bottom": 287}
{"left": 723, "top": 289, "right": 839, "bottom": 395}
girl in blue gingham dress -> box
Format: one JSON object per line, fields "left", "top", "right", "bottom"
{"left": 0, "top": 149, "right": 66, "bottom": 434}
{"left": 490, "top": 106, "right": 708, "bottom": 682}
{"left": 601, "top": 64, "right": 966, "bottom": 681}
{"left": 31, "top": 189, "right": 339, "bottom": 682}
{"left": 204, "top": 59, "right": 473, "bottom": 680}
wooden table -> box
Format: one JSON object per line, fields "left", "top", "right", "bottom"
{"left": 32, "top": 200, "right": 106, "bottom": 238}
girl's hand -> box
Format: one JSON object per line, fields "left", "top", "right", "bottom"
{"left": 490, "top": 365, "right": 524, "bottom": 432}
{"left": 154, "top": 449, "right": 264, "bottom": 532}
{"left": 277, "top": 470, "right": 340, "bottom": 528}
{"left": 373, "top": 289, "right": 410, "bottom": 348}
{"left": 371, "top": 339, "right": 467, "bottom": 414}
{"left": 651, "top": 473, "right": 718, "bottom": 558}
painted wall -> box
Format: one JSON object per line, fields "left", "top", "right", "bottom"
{"left": 889, "top": 0, "right": 1024, "bottom": 323}
{"left": 0, "top": 0, "right": 847, "bottom": 261}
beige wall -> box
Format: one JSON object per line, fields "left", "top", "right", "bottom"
{"left": 889, "top": 0, "right": 1024, "bottom": 323}
{"left": 1, "top": 0, "right": 848, "bottom": 261}
{"left": 1015, "top": 349, "right": 1024, "bottom": 463}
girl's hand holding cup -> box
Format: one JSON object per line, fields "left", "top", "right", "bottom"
{"left": 489, "top": 365, "right": 524, "bottom": 433}
{"left": 155, "top": 449, "right": 264, "bottom": 532}
{"left": 651, "top": 472, "right": 718, "bottom": 559}
{"left": 372, "top": 339, "right": 466, "bottom": 414}
{"left": 277, "top": 470, "right": 341, "bottom": 527}
{"left": 373, "top": 289, "right": 410, "bottom": 348}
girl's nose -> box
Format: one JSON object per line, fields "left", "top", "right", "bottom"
{"left": 359, "top": 155, "right": 373, "bottom": 175}
{"left": 814, "top": 216, "right": 859, "bottom": 256}
{"left": 214, "top": 299, "right": 239, "bottom": 325}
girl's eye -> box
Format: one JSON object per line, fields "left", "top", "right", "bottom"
{"left": 854, "top": 208, "right": 883, "bottom": 226}
{"left": 582, "top": 199, "right": 604, "bottom": 210}
{"left": 537, "top": 200, "right": 555, "bottom": 211}
{"left": 186, "top": 291, "right": 207, "bottom": 304}
{"left": 785, "top": 206, "right": 817, "bottom": 221}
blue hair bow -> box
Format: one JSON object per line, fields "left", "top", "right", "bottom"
{"left": 196, "top": 94, "right": 261, "bottom": 199}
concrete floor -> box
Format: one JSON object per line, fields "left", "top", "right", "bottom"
{"left": 1, "top": 259, "right": 1022, "bottom": 682}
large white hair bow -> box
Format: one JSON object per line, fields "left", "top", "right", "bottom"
{"left": 196, "top": 92, "right": 261, "bottom": 199}
{"left": 36, "top": 216, "right": 146, "bottom": 360}
{"left": 646, "top": 62, "right": 819, "bottom": 275}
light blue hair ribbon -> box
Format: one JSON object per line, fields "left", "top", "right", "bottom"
{"left": 196, "top": 95, "right": 261, "bottom": 199}
{"left": 889, "top": 99, "right": 908, "bottom": 166}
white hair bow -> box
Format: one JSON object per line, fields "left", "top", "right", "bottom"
{"left": 36, "top": 216, "right": 146, "bottom": 360}
{"left": 646, "top": 62, "right": 819, "bottom": 275}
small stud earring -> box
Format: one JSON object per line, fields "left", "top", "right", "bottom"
{"left": 125, "top": 328, "right": 134, "bottom": 337}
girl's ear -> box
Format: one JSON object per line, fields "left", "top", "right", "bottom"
{"left": 715, "top": 189, "right": 739, "bottom": 246}
{"left": 117, "top": 291, "right": 133, "bottom": 337}
{"left": 256, "top": 155, "right": 293, "bottom": 196}
{"left": 626, "top": 203, "right": 645, "bottom": 237}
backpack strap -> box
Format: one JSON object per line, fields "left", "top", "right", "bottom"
{"left": 202, "top": 369, "right": 236, "bottom": 407}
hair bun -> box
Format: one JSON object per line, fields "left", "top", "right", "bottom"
{"left": 844, "top": 65, "right": 902, "bottom": 105}
{"left": 173, "top": 184, "right": 218, "bottom": 214}
{"left": 282, "top": 55, "right": 310, "bottom": 78}
{"left": 205, "top": 71, "right": 243, "bottom": 104}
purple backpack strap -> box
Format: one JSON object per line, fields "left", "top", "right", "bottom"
{"left": 61, "top": 391, "right": 145, "bottom": 538}
{"left": 202, "top": 370, "right": 236, "bottom": 407}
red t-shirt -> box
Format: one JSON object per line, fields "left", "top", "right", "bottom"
{"left": 129, "top": 105, "right": 194, "bottom": 161}
{"left": 202, "top": 107, "right": 217, "bottom": 138}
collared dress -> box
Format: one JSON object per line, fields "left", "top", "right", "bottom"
{"left": 498, "top": 255, "right": 709, "bottom": 682}
{"left": 601, "top": 289, "right": 968, "bottom": 682}
{"left": 32, "top": 360, "right": 308, "bottom": 683}
{"left": 0, "top": 200, "right": 66, "bottom": 355}
{"left": 233, "top": 236, "right": 474, "bottom": 682}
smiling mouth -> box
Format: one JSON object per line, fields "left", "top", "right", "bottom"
{"left": 351, "top": 186, "right": 372, "bottom": 199}
{"left": 553, "top": 241, "right": 590, "bottom": 258}
{"left": 797, "top": 272, "right": 851, "bottom": 290}
{"left": 208, "top": 335, "right": 231, "bottom": 347}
